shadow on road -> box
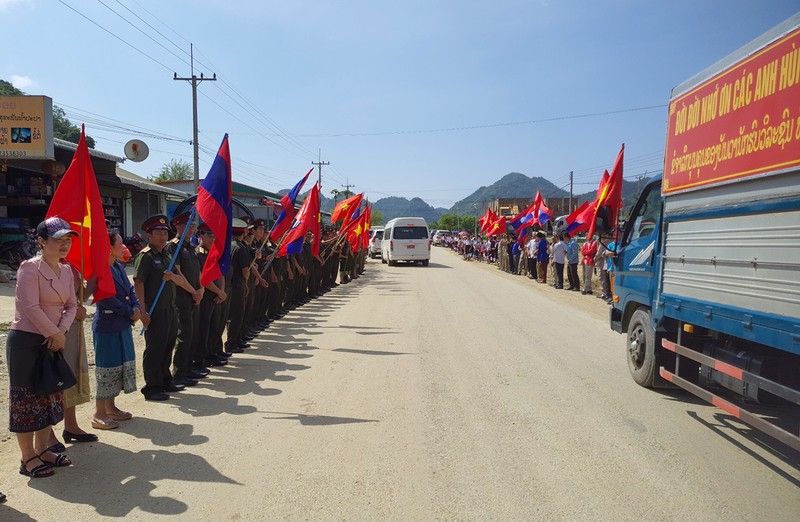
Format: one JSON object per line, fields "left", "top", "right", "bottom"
{"left": 262, "top": 411, "right": 378, "bottom": 426}
{"left": 28, "top": 443, "right": 239, "bottom": 517}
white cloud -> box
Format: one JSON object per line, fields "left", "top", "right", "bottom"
{"left": 10, "top": 75, "right": 37, "bottom": 90}
{"left": 0, "top": 0, "right": 28, "bottom": 12}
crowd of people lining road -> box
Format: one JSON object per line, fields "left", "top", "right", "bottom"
{"left": 4, "top": 214, "right": 366, "bottom": 487}
{"left": 439, "top": 231, "right": 615, "bottom": 302}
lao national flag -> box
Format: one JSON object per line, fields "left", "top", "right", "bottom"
{"left": 278, "top": 182, "right": 321, "bottom": 257}
{"left": 197, "top": 134, "right": 232, "bottom": 286}
{"left": 46, "top": 125, "right": 114, "bottom": 302}
{"left": 565, "top": 200, "right": 590, "bottom": 235}
{"left": 533, "top": 192, "right": 552, "bottom": 226}
{"left": 270, "top": 168, "right": 312, "bottom": 242}
{"left": 510, "top": 203, "right": 536, "bottom": 232}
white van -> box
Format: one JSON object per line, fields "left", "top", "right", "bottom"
{"left": 368, "top": 227, "right": 384, "bottom": 258}
{"left": 381, "top": 217, "right": 431, "bottom": 266}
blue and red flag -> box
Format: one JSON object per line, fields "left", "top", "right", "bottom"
{"left": 278, "top": 182, "right": 321, "bottom": 257}
{"left": 534, "top": 191, "right": 552, "bottom": 226}
{"left": 270, "top": 168, "right": 313, "bottom": 242}
{"left": 196, "top": 134, "right": 232, "bottom": 286}
{"left": 564, "top": 200, "right": 591, "bottom": 235}
{"left": 510, "top": 203, "right": 537, "bottom": 232}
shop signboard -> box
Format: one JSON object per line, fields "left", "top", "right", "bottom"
{"left": 0, "top": 95, "right": 54, "bottom": 160}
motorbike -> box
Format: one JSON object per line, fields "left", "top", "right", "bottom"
{"left": 0, "top": 230, "right": 39, "bottom": 271}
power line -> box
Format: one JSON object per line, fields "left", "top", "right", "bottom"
{"left": 292, "top": 105, "right": 667, "bottom": 137}
{"left": 96, "top": 0, "right": 191, "bottom": 68}
{"left": 57, "top": 0, "right": 174, "bottom": 72}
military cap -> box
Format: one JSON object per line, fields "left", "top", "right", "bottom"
{"left": 141, "top": 214, "right": 171, "bottom": 233}
{"left": 197, "top": 222, "right": 213, "bottom": 234}
{"left": 250, "top": 218, "right": 266, "bottom": 229}
{"left": 240, "top": 216, "right": 251, "bottom": 225}
{"left": 171, "top": 210, "right": 194, "bottom": 226}
{"left": 231, "top": 218, "right": 248, "bottom": 233}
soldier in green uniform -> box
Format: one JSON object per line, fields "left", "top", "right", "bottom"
{"left": 195, "top": 222, "right": 228, "bottom": 367}
{"left": 164, "top": 210, "right": 206, "bottom": 386}
{"left": 134, "top": 214, "right": 187, "bottom": 401}
{"left": 225, "top": 219, "right": 252, "bottom": 354}
{"left": 243, "top": 219, "right": 270, "bottom": 340}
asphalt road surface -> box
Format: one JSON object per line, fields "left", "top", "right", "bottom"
{"left": 1, "top": 247, "right": 798, "bottom": 520}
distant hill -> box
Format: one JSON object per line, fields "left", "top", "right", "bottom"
{"left": 449, "top": 173, "right": 569, "bottom": 214}
{"left": 276, "top": 172, "right": 650, "bottom": 223}
{"left": 372, "top": 196, "right": 447, "bottom": 223}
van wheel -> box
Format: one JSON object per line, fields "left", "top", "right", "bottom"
{"left": 627, "top": 308, "right": 666, "bottom": 388}
{"left": 388, "top": 259, "right": 395, "bottom": 266}
{"left": 369, "top": 252, "right": 375, "bottom": 259}
{"left": 422, "top": 260, "right": 429, "bottom": 266}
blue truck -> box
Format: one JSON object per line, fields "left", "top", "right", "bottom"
{"left": 608, "top": 14, "right": 800, "bottom": 451}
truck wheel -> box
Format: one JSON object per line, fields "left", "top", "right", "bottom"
{"left": 422, "top": 259, "right": 429, "bottom": 266}
{"left": 627, "top": 308, "right": 660, "bottom": 387}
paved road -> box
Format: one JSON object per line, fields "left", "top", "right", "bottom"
{"left": 1, "top": 247, "right": 798, "bottom": 520}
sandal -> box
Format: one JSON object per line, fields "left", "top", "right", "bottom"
{"left": 38, "top": 451, "right": 72, "bottom": 467}
{"left": 19, "top": 456, "right": 54, "bottom": 478}
{"left": 91, "top": 418, "right": 119, "bottom": 430}
{"left": 107, "top": 410, "right": 132, "bottom": 421}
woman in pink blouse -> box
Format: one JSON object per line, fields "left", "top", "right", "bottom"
{"left": 7, "top": 218, "right": 79, "bottom": 478}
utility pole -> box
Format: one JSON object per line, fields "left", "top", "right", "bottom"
{"left": 341, "top": 178, "right": 355, "bottom": 197}
{"left": 312, "top": 149, "right": 329, "bottom": 188}
{"left": 569, "top": 170, "right": 574, "bottom": 213}
{"left": 174, "top": 44, "right": 216, "bottom": 194}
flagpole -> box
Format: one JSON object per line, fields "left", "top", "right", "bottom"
{"left": 139, "top": 205, "right": 198, "bottom": 335}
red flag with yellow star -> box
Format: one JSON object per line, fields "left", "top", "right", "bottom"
{"left": 46, "top": 125, "right": 114, "bottom": 302}
{"left": 485, "top": 216, "right": 507, "bottom": 237}
{"left": 332, "top": 193, "right": 363, "bottom": 225}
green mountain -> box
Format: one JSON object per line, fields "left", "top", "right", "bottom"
{"left": 449, "top": 172, "right": 569, "bottom": 214}
{"left": 372, "top": 197, "right": 447, "bottom": 223}
{"left": 280, "top": 172, "right": 649, "bottom": 224}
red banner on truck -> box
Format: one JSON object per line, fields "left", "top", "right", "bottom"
{"left": 663, "top": 25, "right": 800, "bottom": 194}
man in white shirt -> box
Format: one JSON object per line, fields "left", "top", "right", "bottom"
{"left": 526, "top": 235, "right": 538, "bottom": 280}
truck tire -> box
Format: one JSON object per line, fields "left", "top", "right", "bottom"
{"left": 422, "top": 259, "right": 429, "bottom": 266}
{"left": 627, "top": 308, "right": 660, "bottom": 387}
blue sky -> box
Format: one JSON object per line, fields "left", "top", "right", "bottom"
{"left": 2, "top": 0, "right": 798, "bottom": 207}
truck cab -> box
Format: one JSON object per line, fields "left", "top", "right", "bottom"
{"left": 610, "top": 177, "right": 667, "bottom": 386}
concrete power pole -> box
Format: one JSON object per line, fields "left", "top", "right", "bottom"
{"left": 341, "top": 178, "right": 355, "bottom": 196}
{"left": 569, "top": 170, "right": 574, "bottom": 213}
{"left": 174, "top": 44, "right": 216, "bottom": 195}
{"left": 312, "top": 149, "right": 329, "bottom": 188}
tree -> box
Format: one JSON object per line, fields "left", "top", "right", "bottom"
{"left": 151, "top": 158, "right": 193, "bottom": 182}
{"left": 0, "top": 79, "right": 96, "bottom": 148}
{"left": 53, "top": 106, "right": 96, "bottom": 148}
{"left": 437, "top": 214, "right": 459, "bottom": 231}
{"left": 370, "top": 209, "right": 385, "bottom": 226}
{"left": 329, "top": 188, "right": 354, "bottom": 205}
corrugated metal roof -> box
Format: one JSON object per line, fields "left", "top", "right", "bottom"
{"left": 53, "top": 137, "right": 125, "bottom": 163}
{"left": 116, "top": 167, "right": 190, "bottom": 197}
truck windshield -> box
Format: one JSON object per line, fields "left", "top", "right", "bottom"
{"left": 624, "top": 184, "right": 662, "bottom": 245}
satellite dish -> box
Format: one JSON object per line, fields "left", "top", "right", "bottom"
{"left": 124, "top": 139, "right": 150, "bottom": 162}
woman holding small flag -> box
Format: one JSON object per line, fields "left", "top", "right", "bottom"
{"left": 91, "top": 229, "right": 141, "bottom": 428}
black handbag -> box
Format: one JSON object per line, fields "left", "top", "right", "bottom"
{"left": 34, "top": 349, "right": 77, "bottom": 395}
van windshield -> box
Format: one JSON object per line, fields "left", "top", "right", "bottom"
{"left": 393, "top": 226, "right": 428, "bottom": 240}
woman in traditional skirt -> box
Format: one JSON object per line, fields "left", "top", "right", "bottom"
{"left": 91, "top": 229, "right": 141, "bottom": 428}
{"left": 8, "top": 218, "right": 78, "bottom": 478}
